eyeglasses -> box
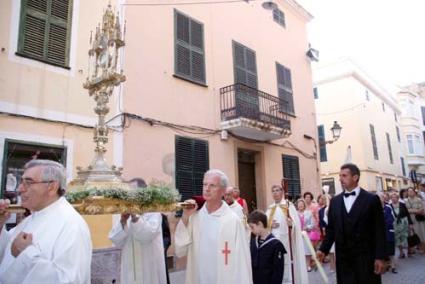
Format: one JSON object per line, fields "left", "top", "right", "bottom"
{"left": 19, "top": 179, "right": 53, "bottom": 189}
{"left": 203, "top": 183, "right": 220, "bottom": 189}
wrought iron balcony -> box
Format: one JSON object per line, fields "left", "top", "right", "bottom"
{"left": 219, "top": 83, "right": 291, "bottom": 141}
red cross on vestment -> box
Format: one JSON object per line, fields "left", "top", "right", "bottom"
{"left": 222, "top": 241, "right": 231, "bottom": 265}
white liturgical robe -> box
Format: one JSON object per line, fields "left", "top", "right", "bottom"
{"left": 175, "top": 201, "right": 252, "bottom": 284}
{"left": 109, "top": 213, "right": 166, "bottom": 284}
{"left": 0, "top": 197, "right": 92, "bottom": 284}
{"left": 266, "top": 199, "right": 309, "bottom": 284}
{"left": 229, "top": 201, "right": 244, "bottom": 220}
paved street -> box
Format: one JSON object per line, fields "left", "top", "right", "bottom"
{"left": 309, "top": 253, "right": 425, "bottom": 284}
{"left": 170, "top": 253, "right": 425, "bottom": 284}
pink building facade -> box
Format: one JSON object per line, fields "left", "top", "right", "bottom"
{"left": 118, "top": 0, "right": 320, "bottom": 211}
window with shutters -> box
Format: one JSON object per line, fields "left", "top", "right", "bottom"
{"left": 282, "top": 155, "right": 301, "bottom": 201}
{"left": 276, "top": 62, "right": 294, "bottom": 115}
{"left": 318, "top": 125, "right": 327, "bottom": 162}
{"left": 273, "top": 8, "right": 285, "bottom": 28}
{"left": 386, "top": 132, "right": 393, "bottom": 164}
{"left": 174, "top": 10, "right": 205, "bottom": 85}
{"left": 17, "top": 0, "right": 73, "bottom": 68}
{"left": 175, "top": 136, "right": 209, "bottom": 202}
{"left": 232, "top": 41, "right": 259, "bottom": 117}
{"left": 370, "top": 124, "right": 379, "bottom": 160}
{"left": 233, "top": 41, "right": 258, "bottom": 89}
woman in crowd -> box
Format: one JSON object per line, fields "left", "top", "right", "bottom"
{"left": 406, "top": 188, "right": 425, "bottom": 253}
{"left": 303, "top": 192, "right": 321, "bottom": 248}
{"left": 296, "top": 199, "right": 315, "bottom": 272}
{"left": 390, "top": 191, "right": 413, "bottom": 258}
{"left": 318, "top": 194, "right": 327, "bottom": 240}
{"left": 399, "top": 188, "right": 408, "bottom": 203}
{"left": 378, "top": 192, "right": 396, "bottom": 273}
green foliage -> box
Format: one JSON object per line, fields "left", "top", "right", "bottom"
{"left": 65, "top": 181, "right": 180, "bottom": 206}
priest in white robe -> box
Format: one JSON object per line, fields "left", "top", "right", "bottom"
{"left": 0, "top": 159, "right": 92, "bottom": 284}
{"left": 175, "top": 169, "right": 252, "bottom": 284}
{"left": 266, "top": 184, "right": 308, "bottom": 284}
{"left": 109, "top": 212, "right": 166, "bottom": 284}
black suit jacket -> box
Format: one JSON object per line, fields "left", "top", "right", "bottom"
{"left": 320, "top": 188, "right": 387, "bottom": 283}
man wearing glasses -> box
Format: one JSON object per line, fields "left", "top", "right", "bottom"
{"left": 0, "top": 159, "right": 92, "bottom": 283}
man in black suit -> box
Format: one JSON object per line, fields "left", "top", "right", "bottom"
{"left": 317, "top": 163, "right": 387, "bottom": 284}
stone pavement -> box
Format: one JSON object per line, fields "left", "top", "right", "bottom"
{"left": 170, "top": 253, "right": 425, "bottom": 284}
{"left": 308, "top": 253, "right": 425, "bottom": 284}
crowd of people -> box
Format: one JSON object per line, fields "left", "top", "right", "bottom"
{"left": 1, "top": 159, "right": 425, "bottom": 284}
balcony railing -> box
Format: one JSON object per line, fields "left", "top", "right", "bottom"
{"left": 220, "top": 83, "right": 291, "bottom": 130}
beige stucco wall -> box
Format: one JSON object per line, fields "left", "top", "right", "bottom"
{"left": 0, "top": 0, "right": 121, "bottom": 249}
{"left": 0, "top": 0, "right": 115, "bottom": 117}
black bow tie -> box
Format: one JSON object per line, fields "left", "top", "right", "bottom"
{"left": 344, "top": 191, "right": 356, "bottom": 198}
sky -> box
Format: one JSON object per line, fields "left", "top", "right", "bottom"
{"left": 297, "top": 0, "right": 425, "bottom": 91}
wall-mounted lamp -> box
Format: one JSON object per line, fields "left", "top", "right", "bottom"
{"left": 321, "top": 121, "right": 342, "bottom": 145}
{"left": 306, "top": 47, "right": 319, "bottom": 62}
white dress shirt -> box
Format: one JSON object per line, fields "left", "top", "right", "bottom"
{"left": 343, "top": 187, "right": 361, "bottom": 213}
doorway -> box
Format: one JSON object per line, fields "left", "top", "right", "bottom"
{"left": 237, "top": 149, "right": 257, "bottom": 212}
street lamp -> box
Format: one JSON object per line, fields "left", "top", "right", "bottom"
{"left": 322, "top": 121, "right": 342, "bottom": 145}
{"left": 262, "top": 1, "right": 278, "bottom": 10}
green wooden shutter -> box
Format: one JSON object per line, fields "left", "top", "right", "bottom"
{"left": 282, "top": 154, "right": 301, "bottom": 200}
{"left": 386, "top": 133, "right": 393, "bottom": 164}
{"left": 233, "top": 41, "right": 257, "bottom": 89}
{"left": 318, "top": 125, "right": 327, "bottom": 162}
{"left": 175, "top": 136, "right": 209, "bottom": 201}
{"left": 232, "top": 41, "right": 259, "bottom": 119}
{"left": 190, "top": 19, "right": 205, "bottom": 82}
{"left": 276, "top": 62, "right": 294, "bottom": 114}
{"left": 175, "top": 12, "right": 191, "bottom": 76}
{"left": 370, "top": 124, "right": 379, "bottom": 160}
{"left": 273, "top": 8, "right": 286, "bottom": 27}
{"left": 174, "top": 10, "right": 205, "bottom": 84}
{"left": 18, "top": 0, "right": 72, "bottom": 67}
{"left": 233, "top": 42, "right": 247, "bottom": 85}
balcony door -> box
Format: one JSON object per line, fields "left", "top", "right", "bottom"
{"left": 232, "top": 41, "right": 259, "bottom": 120}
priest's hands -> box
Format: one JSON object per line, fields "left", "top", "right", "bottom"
{"left": 121, "top": 213, "right": 130, "bottom": 229}
{"left": 120, "top": 213, "right": 140, "bottom": 229}
{"left": 316, "top": 250, "right": 326, "bottom": 262}
{"left": 0, "top": 199, "right": 11, "bottom": 231}
{"left": 374, "top": 259, "right": 385, "bottom": 275}
{"left": 11, "top": 232, "right": 33, "bottom": 257}
{"left": 181, "top": 199, "right": 197, "bottom": 226}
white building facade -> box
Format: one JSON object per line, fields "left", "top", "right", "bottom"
{"left": 314, "top": 59, "right": 409, "bottom": 194}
